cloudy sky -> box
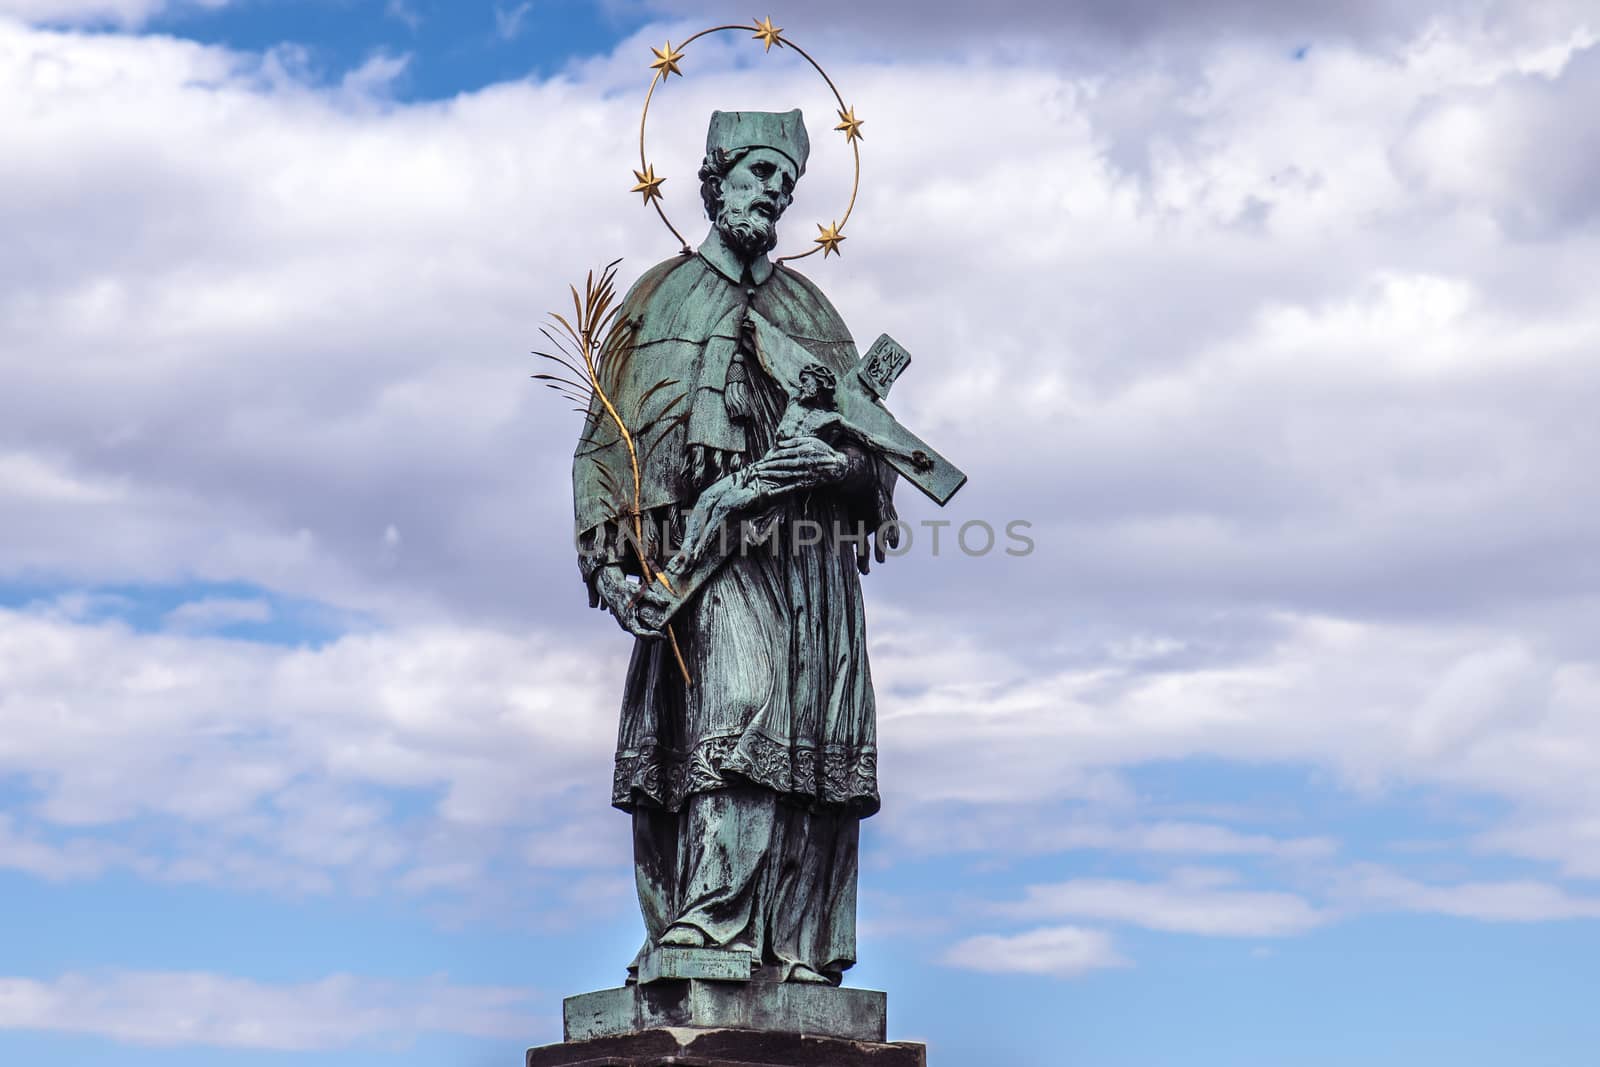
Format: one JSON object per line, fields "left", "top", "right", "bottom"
{"left": 3, "top": 0, "right": 1600, "bottom": 1064}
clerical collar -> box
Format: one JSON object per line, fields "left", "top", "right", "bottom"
{"left": 698, "top": 226, "right": 775, "bottom": 287}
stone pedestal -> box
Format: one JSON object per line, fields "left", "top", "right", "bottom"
{"left": 634, "top": 945, "right": 755, "bottom": 985}
{"left": 565, "top": 979, "right": 887, "bottom": 1042}
{"left": 526, "top": 1027, "right": 926, "bottom": 1067}
{"left": 527, "top": 947, "right": 924, "bottom": 1066}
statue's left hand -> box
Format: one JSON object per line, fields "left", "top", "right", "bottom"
{"left": 749, "top": 435, "right": 854, "bottom": 491}
{"left": 594, "top": 565, "right": 670, "bottom": 639}
{"left": 631, "top": 580, "right": 675, "bottom": 635}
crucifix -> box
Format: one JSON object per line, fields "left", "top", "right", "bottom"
{"left": 657, "top": 319, "right": 966, "bottom": 623}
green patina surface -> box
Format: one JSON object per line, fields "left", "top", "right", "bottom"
{"left": 569, "top": 109, "right": 961, "bottom": 1001}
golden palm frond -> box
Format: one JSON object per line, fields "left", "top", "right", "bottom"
{"left": 533, "top": 260, "right": 692, "bottom": 687}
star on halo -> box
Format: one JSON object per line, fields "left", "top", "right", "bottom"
{"left": 752, "top": 16, "right": 785, "bottom": 52}
{"left": 631, "top": 164, "right": 666, "bottom": 205}
{"left": 834, "top": 105, "right": 864, "bottom": 144}
{"left": 649, "top": 41, "right": 685, "bottom": 77}
{"left": 814, "top": 220, "right": 846, "bottom": 257}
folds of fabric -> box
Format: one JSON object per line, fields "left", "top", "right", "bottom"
{"left": 630, "top": 786, "right": 859, "bottom": 983}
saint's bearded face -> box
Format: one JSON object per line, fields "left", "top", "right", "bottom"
{"left": 714, "top": 148, "right": 797, "bottom": 259}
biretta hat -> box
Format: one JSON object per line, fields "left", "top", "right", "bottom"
{"left": 705, "top": 109, "right": 810, "bottom": 177}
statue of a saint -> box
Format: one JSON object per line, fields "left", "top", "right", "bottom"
{"left": 572, "top": 110, "right": 899, "bottom": 986}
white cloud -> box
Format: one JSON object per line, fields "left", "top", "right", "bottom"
{"left": 0, "top": 450, "right": 122, "bottom": 503}
{"left": 941, "top": 926, "right": 1129, "bottom": 978}
{"left": 493, "top": 1, "right": 531, "bottom": 41}
{"left": 871, "top": 609, "right": 1600, "bottom": 882}
{"left": 1478, "top": 815, "right": 1600, "bottom": 880}
{"left": 1005, "top": 872, "right": 1326, "bottom": 937}
{"left": 0, "top": 0, "right": 226, "bottom": 28}
{"left": 0, "top": 970, "right": 540, "bottom": 1049}
{"left": 0, "top": 605, "right": 624, "bottom": 900}
{"left": 162, "top": 596, "right": 273, "bottom": 631}
{"left": 970, "top": 864, "right": 1600, "bottom": 952}
{"left": 1337, "top": 865, "right": 1600, "bottom": 922}
{"left": 0, "top": 815, "right": 128, "bottom": 880}
{"left": 384, "top": 0, "right": 420, "bottom": 32}
{"left": 338, "top": 50, "right": 410, "bottom": 97}
{"left": 640, "top": 0, "right": 1590, "bottom": 51}
{"left": 884, "top": 808, "right": 1338, "bottom": 862}
{"left": 0, "top": 13, "right": 1594, "bottom": 641}
{"left": 1394, "top": 29, "right": 1600, "bottom": 237}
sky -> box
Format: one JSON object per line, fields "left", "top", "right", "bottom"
{"left": 2, "top": 0, "right": 1600, "bottom": 1064}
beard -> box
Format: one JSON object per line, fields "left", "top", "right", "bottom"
{"left": 716, "top": 202, "right": 779, "bottom": 259}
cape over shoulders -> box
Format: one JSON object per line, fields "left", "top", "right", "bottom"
{"left": 618, "top": 254, "right": 855, "bottom": 348}
{"left": 572, "top": 252, "right": 862, "bottom": 536}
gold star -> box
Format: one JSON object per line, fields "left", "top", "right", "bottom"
{"left": 649, "top": 40, "right": 684, "bottom": 77}
{"left": 814, "top": 220, "right": 846, "bottom": 257}
{"left": 834, "top": 105, "right": 864, "bottom": 144}
{"left": 630, "top": 164, "right": 665, "bottom": 205}
{"left": 751, "top": 16, "right": 785, "bottom": 52}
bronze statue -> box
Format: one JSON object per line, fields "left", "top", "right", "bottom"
{"left": 574, "top": 109, "right": 898, "bottom": 985}
{"left": 532, "top": 24, "right": 962, "bottom": 1065}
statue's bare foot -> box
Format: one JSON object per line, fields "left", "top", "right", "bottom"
{"left": 787, "top": 963, "right": 830, "bottom": 984}
{"left": 659, "top": 925, "right": 707, "bottom": 948}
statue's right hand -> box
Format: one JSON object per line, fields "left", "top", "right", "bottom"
{"left": 595, "top": 567, "right": 667, "bottom": 640}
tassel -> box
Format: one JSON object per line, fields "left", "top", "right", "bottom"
{"left": 725, "top": 351, "right": 752, "bottom": 421}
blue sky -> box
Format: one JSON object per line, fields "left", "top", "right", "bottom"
{"left": 4, "top": 0, "right": 1600, "bottom": 1064}
{"left": 141, "top": 0, "right": 644, "bottom": 99}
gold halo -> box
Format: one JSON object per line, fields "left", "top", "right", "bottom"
{"left": 634, "top": 18, "right": 863, "bottom": 263}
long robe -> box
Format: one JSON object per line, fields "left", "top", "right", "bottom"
{"left": 572, "top": 234, "right": 893, "bottom": 981}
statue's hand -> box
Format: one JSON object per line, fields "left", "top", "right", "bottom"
{"left": 632, "top": 580, "right": 674, "bottom": 634}
{"left": 595, "top": 566, "right": 668, "bottom": 640}
{"left": 748, "top": 435, "right": 853, "bottom": 492}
